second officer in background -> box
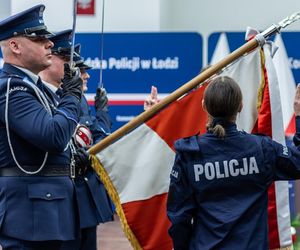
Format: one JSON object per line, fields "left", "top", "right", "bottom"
{"left": 66, "top": 45, "right": 114, "bottom": 250}
{"left": 39, "top": 30, "right": 114, "bottom": 250}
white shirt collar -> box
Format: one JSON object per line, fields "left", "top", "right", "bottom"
{"left": 42, "top": 81, "right": 58, "bottom": 93}
{"left": 14, "top": 65, "right": 39, "bottom": 84}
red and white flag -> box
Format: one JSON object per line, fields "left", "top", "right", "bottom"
{"left": 250, "top": 45, "right": 291, "bottom": 249}
{"left": 91, "top": 44, "right": 291, "bottom": 249}
{"left": 92, "top": 84, "right": 208, "bottom": 250}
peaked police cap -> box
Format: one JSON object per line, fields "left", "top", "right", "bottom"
{"left": 0, "top": 4, "right": 52, "bottom": 41}
{"left": 50, "top": 29, "right": 74, "bottom": 57}
{"left": 74, "top": 43, "right": 92, "bottom": 70}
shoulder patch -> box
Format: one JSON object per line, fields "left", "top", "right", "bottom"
{"left": 8, "top": 85, "right": 28, "bottom": 95}
{"left": 280, "top": 145, "right": 291, "bottom": 158}
{"left": 170, "top": 166, "right": 181, "bottom": 182}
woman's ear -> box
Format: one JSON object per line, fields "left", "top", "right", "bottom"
{"left": 238, "top": 102, "right": 243, "bottom": 113}
{"left": 202, "top": 99, "right": 206, "bottom": 111}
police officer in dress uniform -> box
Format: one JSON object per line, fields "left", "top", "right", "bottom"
{"left": 167, "top": 76, "right": 300, "bottom": 250}
{"left": 39, "top": 31, "right": 113, "bottom": 250}
{"left": 61, "top": 46, "right": 114, "bottom": 250}
{"left": 0, "top": 5, "right": 83, "bottom": 250}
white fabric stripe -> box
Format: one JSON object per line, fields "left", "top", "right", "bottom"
{"left": 97, "top": 124, "right": 175, "bottom": 203}
{"left": 220, "top": 49, "right": 261, "bottom": 132}
{"left": 264, "top": 43, "right": 292, "bottom": 247}
{"left": 85, "top": 93, "right": 169, "bottom": 102}
{"left": 273, "top": 34, "right": 296, "bottom": 131}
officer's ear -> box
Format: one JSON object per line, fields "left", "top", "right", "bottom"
{"left": 202, "top": 99, "right": 207, "bottom": 112}
{"left": 8, "top": 38, "right": 21, "bottom": 55}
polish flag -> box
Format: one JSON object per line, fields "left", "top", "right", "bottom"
{"left": 93, "top": 83, "right": 208, "bottom": 250}
{"left": 251, "top": 44, "right": 291, "bottom": 249}
{"left": 91, "top": 45, "right": 290, "bottom": 248}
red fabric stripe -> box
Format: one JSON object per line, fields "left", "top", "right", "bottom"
{"left": 146, "top": 85, "right": 208, "bottom": 150}
{"left": 285, "top": 115, "right": 296, "bottom": 136}
{"left": 252, "top": 67, "right": 280, "bottom": 248}
{"left": 122, "top": 193, "right": 173, "bottom": 250}
{"left": 268, "top": 182, "right": 280, "bottom": 249}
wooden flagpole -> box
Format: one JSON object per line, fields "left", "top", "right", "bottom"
{"left": 89, "top": 38, "right": 259, "bottom": 155}
{"left": 89, "top": 12, "right": 300, "bottom": 155}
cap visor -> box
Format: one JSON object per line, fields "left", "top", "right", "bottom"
{"left": 36, "top": 29, "right": 54, "bottom": 38}
{"left": 76, "top": 62, "right": 92, "bottom": 70}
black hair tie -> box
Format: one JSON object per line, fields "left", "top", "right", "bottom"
{"left": 211, "top": 117, "right": 229, "bottom": 127}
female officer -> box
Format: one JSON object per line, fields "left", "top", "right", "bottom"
{"left": 167, "top": 76, "right": 300, "bottom": 250}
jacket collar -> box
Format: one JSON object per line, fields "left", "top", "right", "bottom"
{"left": 225, "top": 122, "right": 238, "bottom": 132}
{"left": 207, "top": 122, "right": 238, "bottom": 135}
{"left": 1, "top": 63, "right": 37, "bottom": 84}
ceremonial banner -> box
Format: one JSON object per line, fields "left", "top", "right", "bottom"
{"left": 92, "top": 84, "right": 208, "bottom": 250}
{"left": 91, "top": 45, "right": 290, "bottom": 249}
{"left": 251, "top": 46, "right": 291, "bottom": 249}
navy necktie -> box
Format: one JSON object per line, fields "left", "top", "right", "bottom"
{"left": 36, "top": 77, "right": 56, "bottom": 105}
{"left": 36, "top": 77, "right": 44, "bottom": 92}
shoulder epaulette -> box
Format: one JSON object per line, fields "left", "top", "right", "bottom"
{"left": 0, "top": 74, "right": 23, "bottom": 80}
{"left": 252, "top": 132, "right": 268, "bottom": 137}
{"left": 181, "top": 131, "right": 200, "bottom": 140}
{"left": 174, "top": 135, "right": 200, "bottom": 152}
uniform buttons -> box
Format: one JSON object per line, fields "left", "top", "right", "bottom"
{"left": 46, "top": 193, "right": 52, "bottom": 199}
{"left": 84, "top": 177, "right": 88, "bottom": 182}
{"left": 85, "top": 121, "right": 89, "bottom": 125}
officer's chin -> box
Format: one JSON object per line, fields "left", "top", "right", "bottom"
{"left": 83, "top": 83, "right": 88, "bottom": 93}
{"left": 41, "top": 61, "right": 52, "bottom": 72}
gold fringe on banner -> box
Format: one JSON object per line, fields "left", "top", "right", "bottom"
{"left": 256, "top": 49, "right": 266, "bottom": 112}
{"left": 90, "top": 155, "right": 142, "bottom": 250}
{"left": 271, "top": 247, "right": 292, "bottom": 250}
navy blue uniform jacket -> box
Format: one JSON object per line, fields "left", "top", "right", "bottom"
{"left": 74, "top": 95, "right": 113, "bottom": 228}
{"left": 167, "top": 122, "right": 300, "bottom": 250}
{"left": 0, "top": 63, "right": 81, "bottom": 241}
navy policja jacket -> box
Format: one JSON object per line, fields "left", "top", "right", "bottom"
{"left": 0, "top": 63, "right": 81, "bottom": 241}
{"left": 167, "top": 122, "right": 300, "bottom": 250}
